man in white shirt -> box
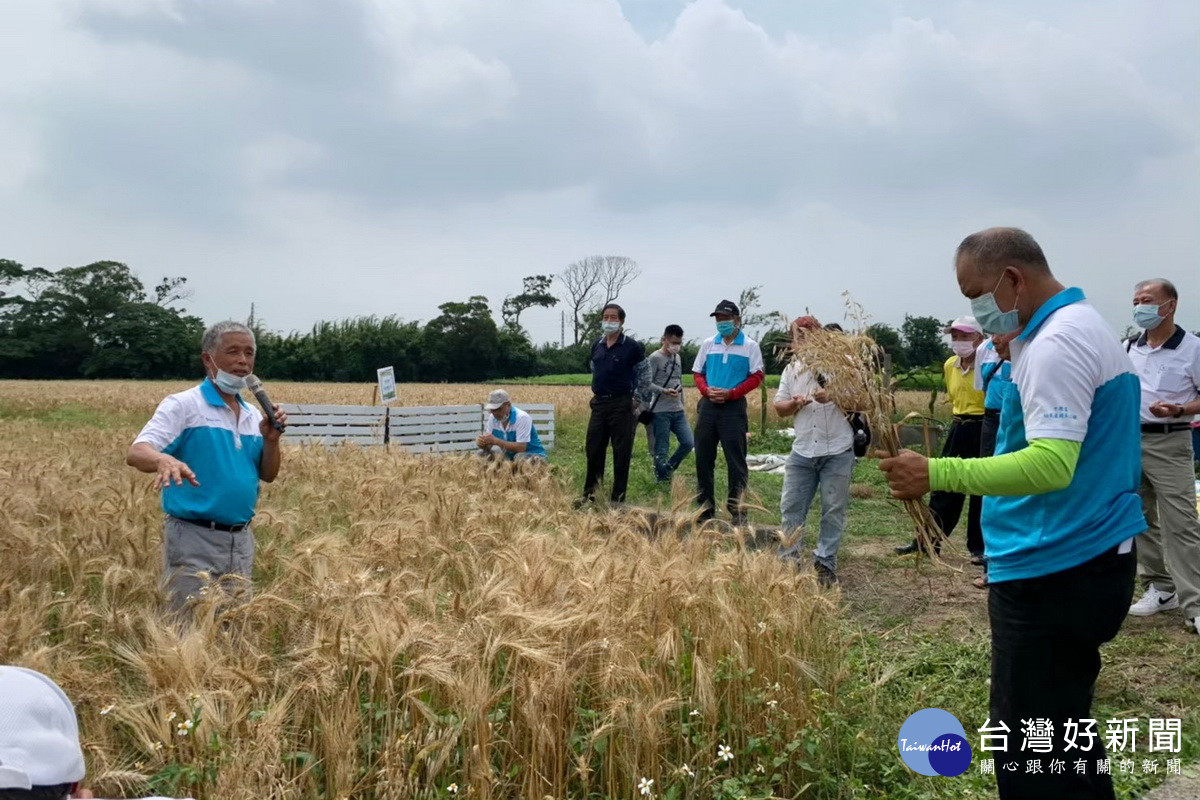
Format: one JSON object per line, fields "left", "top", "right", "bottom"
{"left": 773, "top": 316, "right": 855, "bottom": 587}
{"left": 1124, "top": 279, "right": 1200, "bottom": 634}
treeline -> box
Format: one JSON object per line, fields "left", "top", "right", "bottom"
{"left": 0, "top": 259, "right": 950, "bottom": 382}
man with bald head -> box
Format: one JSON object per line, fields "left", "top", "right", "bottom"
{"left": 1125, "top": 278, "right": 1200, "bottom": 631}
{"left": 880, "top": 228, "right": 1144, "bottom": 800}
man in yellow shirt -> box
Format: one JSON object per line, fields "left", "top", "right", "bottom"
{"left": 896, "top": 316, "right": 987, "bottom": 558}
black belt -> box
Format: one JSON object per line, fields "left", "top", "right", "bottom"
{"left": 593, "top": 392, "right": 633, "bottom": 399}
{"left": 953, "top": 414, "right": 985, "bottom": 422}
{"left": 1141, "top": 422, "right": 1192, "bottom": 434}
{"left": 177, "top": 516, "right": 251, "bottom": 533}
{"left": 984, "top": 409, "right": 1001, "bottom": 419}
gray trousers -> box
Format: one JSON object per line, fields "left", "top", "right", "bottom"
{"left": 779, "top": 448, "right": 855, "bottom": 571}
{"left": 1137, "top": 430, "right": 1200, "bottom": 619}
{"left": 162, "top": 516, "right": 255, "bottom": 613}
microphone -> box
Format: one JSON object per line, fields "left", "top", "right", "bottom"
{"left": 245, "top": 374, "right": 284, "bottom": 431}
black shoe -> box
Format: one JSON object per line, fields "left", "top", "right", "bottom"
{"left": 895, "top": 539, "right": 940, "bottom": 556}
{"left": 815, "top": 562, "right": 838, "bottom": 588}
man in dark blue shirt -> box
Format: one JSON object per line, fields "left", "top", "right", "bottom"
{"left": 580, "top": 303, "right": 649, "bottom": 505}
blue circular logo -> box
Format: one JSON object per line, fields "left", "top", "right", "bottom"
{"left": 897, "top": 708, "right": 973, "bottom": 776}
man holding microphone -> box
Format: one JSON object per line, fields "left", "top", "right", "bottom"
{"left": 126, "top": 320, "right": 287, "bottom": 613}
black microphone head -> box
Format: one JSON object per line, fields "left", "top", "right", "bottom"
{"left": 245, "top": 374, "right": 264, "bottom": 393}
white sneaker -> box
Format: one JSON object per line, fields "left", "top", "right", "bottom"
{"left": 1188, "top": 617, "right": 1200, "bottom": 636}
{"left": 1128, "top": 586, "right": 1179, "bottom": 616}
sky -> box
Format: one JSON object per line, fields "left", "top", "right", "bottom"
{"left": 1, "top": 0, "right": 1197, "bottom": 347}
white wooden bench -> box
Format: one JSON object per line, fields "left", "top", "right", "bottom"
{"left": 278, "top": 402, "right": 555, "bottom": 453}
{"left": 389, "top": 404, "right": 484, "bottom": 453}
{"left": 279, "top": 403, "right": 388, "bottom": 446}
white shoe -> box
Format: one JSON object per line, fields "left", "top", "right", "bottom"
{"left": 1188, "top": 617, "right": 1200, "bottom": 636}
{"left": 1128, "top": 586, "right": 1179, "bottom": 616}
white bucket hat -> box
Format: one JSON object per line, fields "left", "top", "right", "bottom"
{"left": 0, "top": 666, "right": 86, "bottom": 790}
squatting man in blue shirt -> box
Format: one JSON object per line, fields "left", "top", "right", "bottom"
{"left": 126, "top": 321, "right": 287, "bottom": 613}
{"left": 880, "top": 228, "right": 1144, "bottom": 800}
{"left": 476, "top": 388, "right": 548, "bottom": 463}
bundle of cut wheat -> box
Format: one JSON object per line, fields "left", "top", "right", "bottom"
{"left": 783, "top": 296, "right": 945, "bottom": 559}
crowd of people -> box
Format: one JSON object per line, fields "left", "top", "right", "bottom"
{"left": 3, "top": 228, "right": 1197, "bottom": 800}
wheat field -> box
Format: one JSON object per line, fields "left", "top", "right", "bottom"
{"left": 0, "top": 381, "right": 867, "bottom": 800}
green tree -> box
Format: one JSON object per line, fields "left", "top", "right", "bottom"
{"left": 865, "top": 323, "right": 907, "bottom": 370}
{"left": 501, "top": 275, "right": 558, "bottom": 331}
{"left": 424, "top": 296, "right": 502, "bottom": 381}
{"left": 901, "top": 315, "right": 950, "bottom": 368}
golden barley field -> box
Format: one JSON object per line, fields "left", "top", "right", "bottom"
{"left": 1, "top": 380, "right": 862, "bottom": 800}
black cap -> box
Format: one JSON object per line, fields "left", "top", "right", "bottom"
{"left": 709, "top": 299, "right": 740, "bottom": 317}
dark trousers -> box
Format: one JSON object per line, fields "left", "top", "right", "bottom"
{"left": 989, "top": 542, "right": 1136, "bottom": 800}
{"left": 929, "top": 415, "right": 985, "bottom": 554}
{"left": 981, "top": 409, "right": 1000, "bottom": 458}
{"left": 694, "top": 397, "right": 749, "bottom": 522}
{"left": 583, "top": 393, "right": 637, "bottom": 502}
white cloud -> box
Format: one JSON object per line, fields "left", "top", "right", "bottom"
{"left": 0, "top": 0, "right": 1194, "bottom": 345}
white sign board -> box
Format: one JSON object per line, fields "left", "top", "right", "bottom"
{"left": 376, "top": 366, "right": 397, "bottom": 404}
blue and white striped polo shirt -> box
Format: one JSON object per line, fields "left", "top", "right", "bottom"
{"left": 692, "top": 331, "right": 764, "bottom": 390}
{"left": 134, "top": 378, "right": 265, "bottom": 525}
{"left": 984, "top": 288, "right": 1145, "bottom": 582}
{"left": 487, "top": 406, "right": 546, "bottom": 460}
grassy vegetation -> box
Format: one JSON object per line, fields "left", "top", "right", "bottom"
{"left": 1, "top": 380, "right": 1195, "bottom": 800}
{"left": 500, "top": 368, "right": 945, "bottom": 392}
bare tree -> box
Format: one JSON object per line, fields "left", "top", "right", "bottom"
{"left": 558, "top": 257, "right": 602, "bottom": 345}
{"left": 598, "top": 256, "right": 640, "bottom": 306}
{"left": 557, "top": 255, "right": 642, "bottom": 345}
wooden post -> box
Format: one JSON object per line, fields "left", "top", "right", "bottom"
{"left": 760, "top": 381, "right": 767, "bottom": 434}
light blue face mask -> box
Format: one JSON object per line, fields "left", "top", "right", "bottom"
{"left": 601, "top": 321, "right": 621, "bottom": 335}
{"left": 716, "top": 320, "right": 736, "bottom": 337}
{"left": 970, "top": 272, "right": 1021, "bottom": 335}
{"left": 212, "top": 368, "right": 247, "bottom": 394}
{"left": 1133, "top": 304, "right": 1164, "bottom": 330}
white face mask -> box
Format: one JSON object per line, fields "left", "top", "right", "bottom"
{"left": 665, "top": 343, "right": 681, "bottom": 354}
{"left": 950, "top": 341, "right": 977, "bottom": 358}
{"left": 212, "top": 368, "right": 247, "bottom": 393}
{"left": 601, "top": 321, "right": 621, "bottom": 335}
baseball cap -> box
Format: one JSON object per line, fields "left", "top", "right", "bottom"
{"left": 709, "top": 300, "right": 740, "bottom": 317}
{"left": 947, "top": 315, "right": 983, "bottom": 335}
{"left": 483, "top": 389, "right": 511, "bottom": 411}
{"left": 0, "top": 666, "right": 86, "bottom": 790}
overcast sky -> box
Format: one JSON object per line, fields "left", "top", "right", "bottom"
{"left": 1, "top": 0, "right": 1197, "bottom": 347}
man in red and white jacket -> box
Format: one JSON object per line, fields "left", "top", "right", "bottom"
{"left": 692, "top": 299, "right": 765, "bottom": 524}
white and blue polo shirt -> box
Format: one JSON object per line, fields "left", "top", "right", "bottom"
{"left": 134, "top": 378, "right": 265, "bottom": 525}
{"left": 985, "top": 288, "right": 1145, "bottom": 582}
{"left": 975, "top": 340, "right": 1014, "bottom": 412}
{"left": 487, "top": 406, "right": 546, "bottom": 460}
{"left": 692, "top": 331, "right": 764, "bottom": 390}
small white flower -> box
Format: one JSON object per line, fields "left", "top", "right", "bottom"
{"left": 717, "top": 744, "right": 734, "bottom": 762}
{"left": 164, "top": 711, "right": 177, "bottom": 722}
{"left": 756, "top": 621, "right": 767, "bottom": 633}
{"left": 771, "top": 682, "right": 781, "bottom": 692}
{"left": 766, "top": 699, "right": 778, "bottom": 710}
{"left": 755, "top": 762, "right": 765, "bottom": 774}
{"left": 638, "top": 777, "right": 654, "bottom": 797}
{"left": 678, "top": 764, "right": 695, "bottom": 778}
{"left": 689, "top": 709, "right": 701, "bottom": 717}
{"left": 599, "top": 638, "right": 610, "bottom": 650}
{"left": 100, "top": 703, "right": 116, "bottom": 716}
{"left": 150, "top": 741, "right": 164, "bottom": 752}
{"left": 447, "top": 783, "right": 458, "bottom": 795}
{"left": 55, "top": 591, "right": 66, "bottom": 598}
